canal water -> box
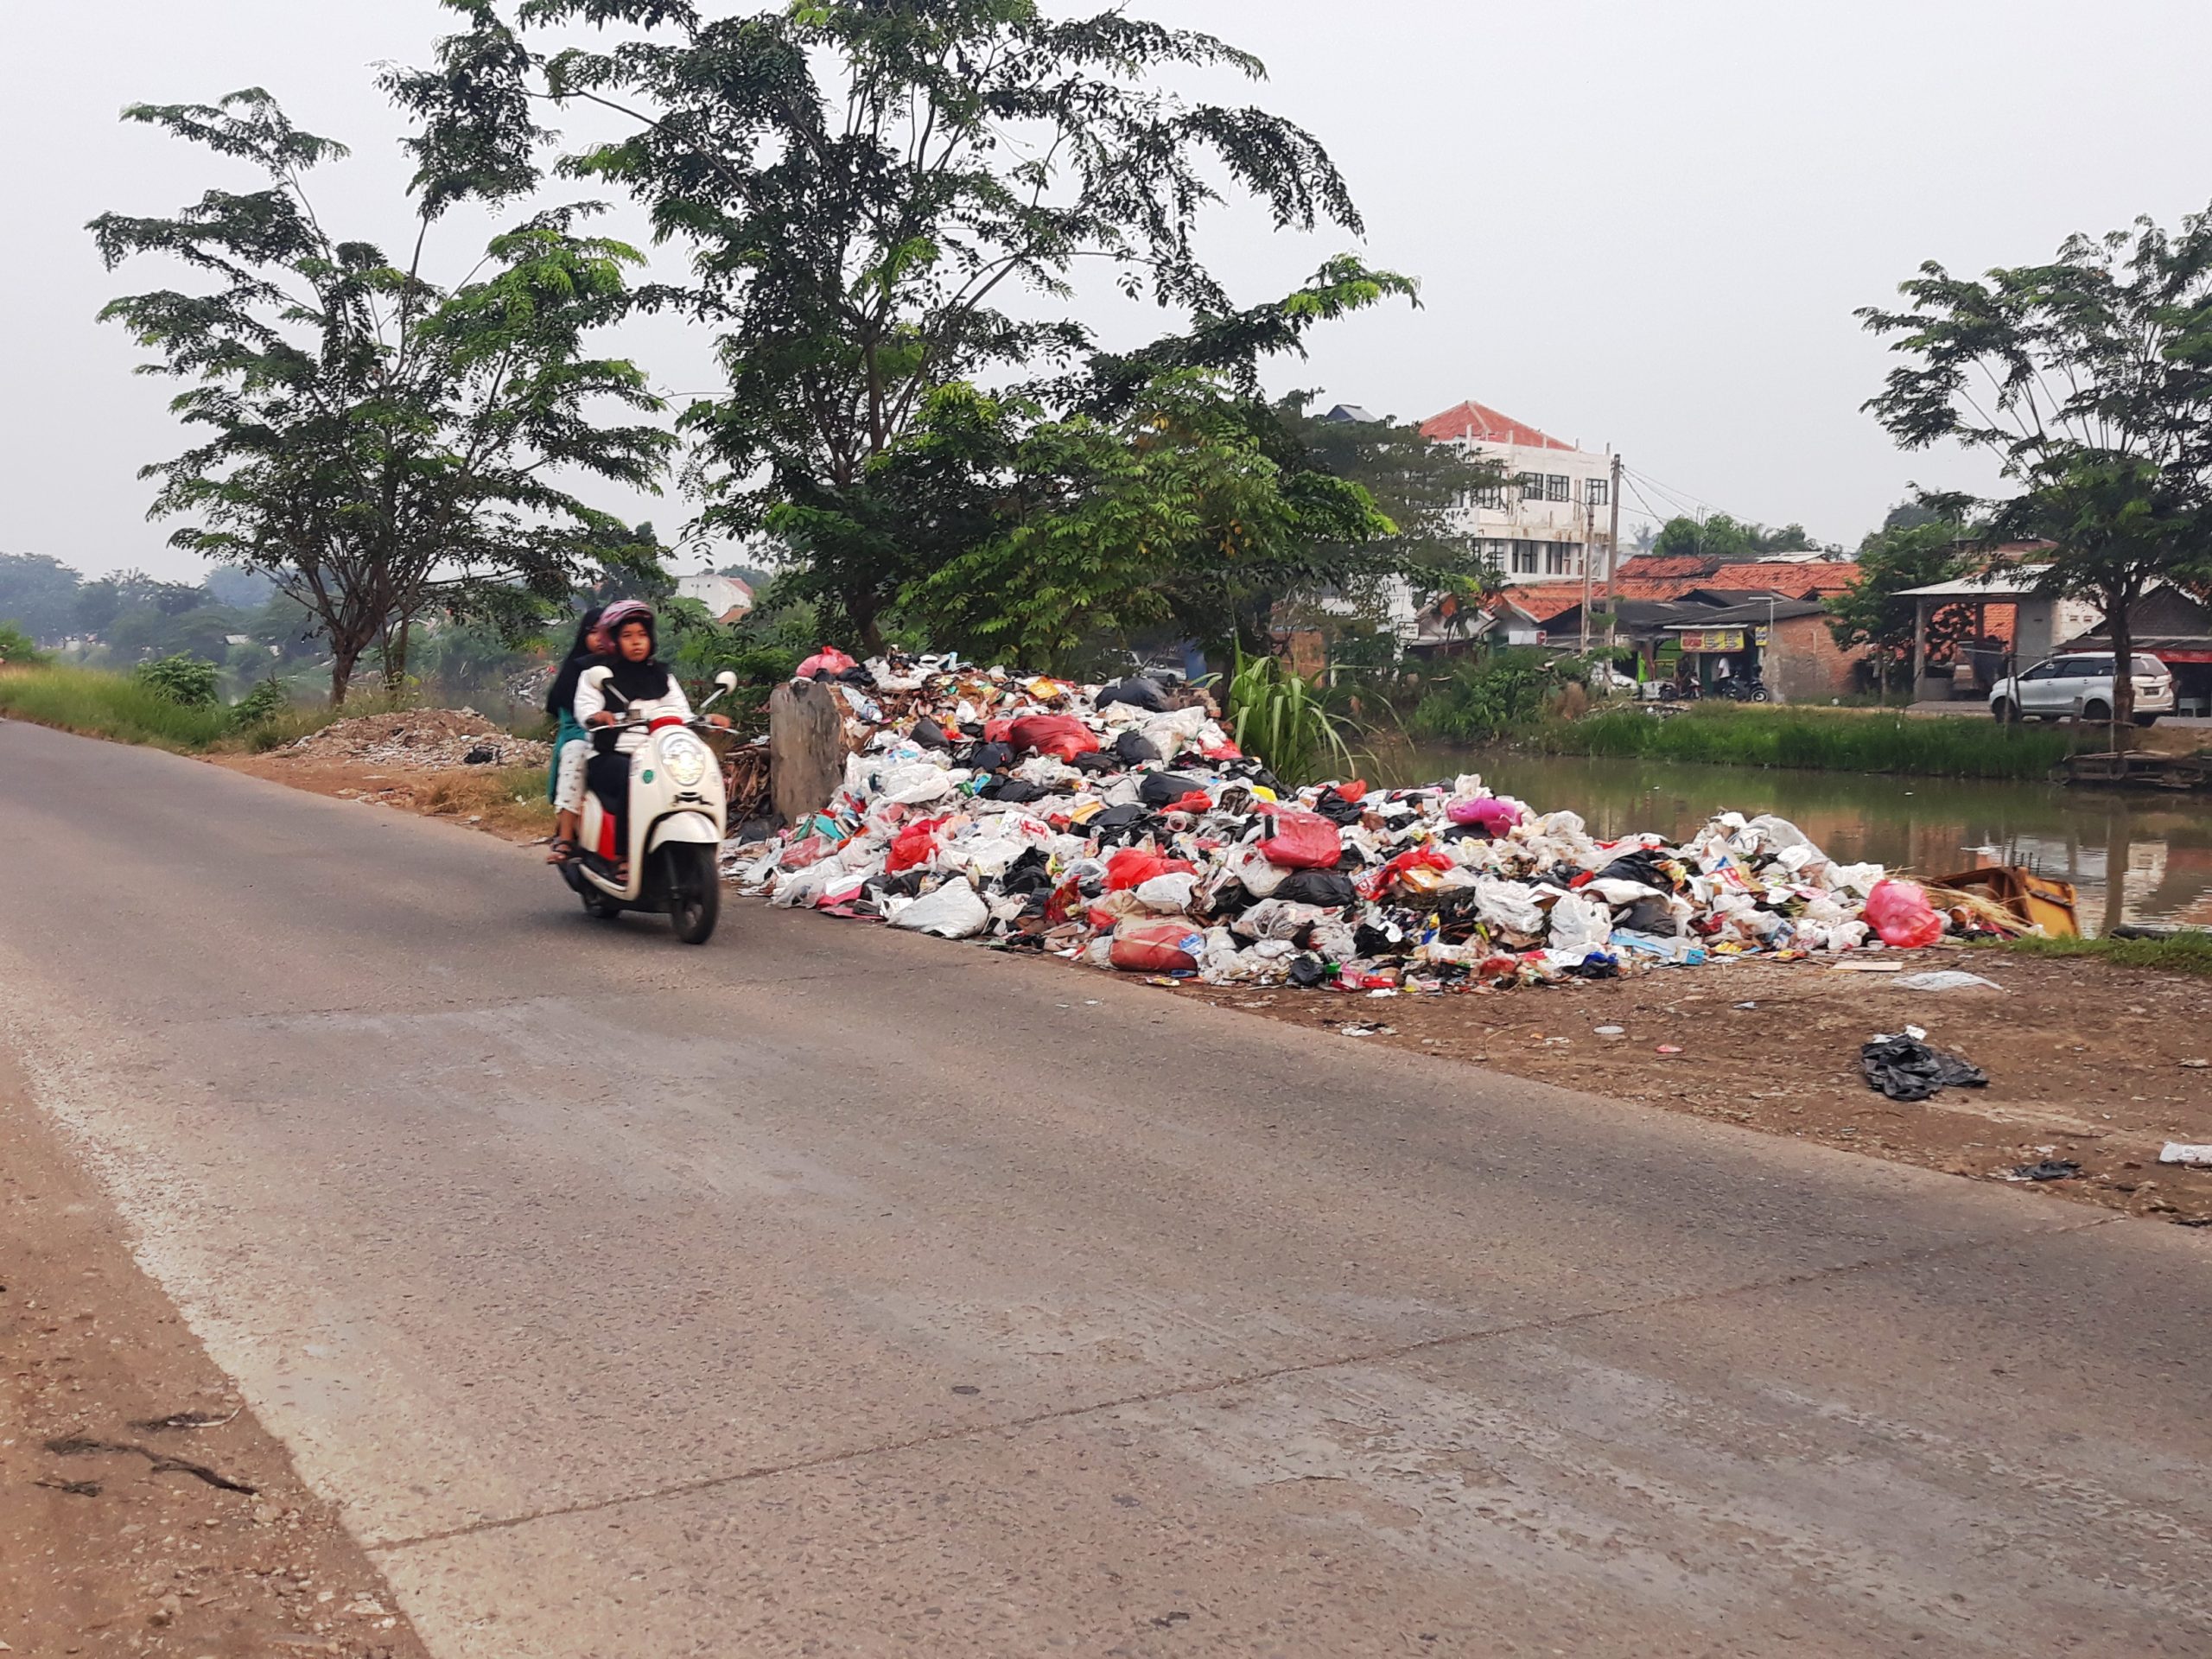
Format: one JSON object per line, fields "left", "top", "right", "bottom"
{"left": 1368, "top": 746, "right": 2212, "bottom": 935}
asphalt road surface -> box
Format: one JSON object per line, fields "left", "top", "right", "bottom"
{"left": 3, "top": 717, "right": 2207, "bottom": 1659}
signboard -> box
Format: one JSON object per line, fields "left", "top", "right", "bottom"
{"left": 1677, "top": 628, "right": 1746, "bottom": 653}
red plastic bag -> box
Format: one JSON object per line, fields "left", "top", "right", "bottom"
{"left": 886, "top": 815, "right": 948, "bottom": 874}
{"left": 1864, "top": 878, "right": 1945, "bottom": 949}
{"left": 796, "top": 646, "right": 858, "bottom": 679}
{"left": 1008, "top": 714, "right": 1097, "bottom": 760}
{"left": 1199, "top": 741, "right": 1243, "bottom": 760}
{"left": 1334, "top": 780, "right": 1368, "bottom": 804}
{"left": 1255, "top": 809, "right": 1342, "bottom": 870}
{"left": 1165, "top": 791, "right": 1214, "bottom": 815}
{"left": 1109, "top": 920, "right": 1205, "bottom": 974}
{"left": 1106, "top": 848, "right": 1198, "bottom": 891}
{"left": 1361, "top": 846, "right": 1454, "bottom": 899}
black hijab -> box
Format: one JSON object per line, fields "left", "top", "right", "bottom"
{"left": 546, "top": 606, "right": 607, "bottom": 718}
{"left": 601, "top": 608, "right": 673, "bottom": 703}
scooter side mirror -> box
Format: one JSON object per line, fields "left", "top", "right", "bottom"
{"left": 581, "top": 664, "right": 613, "bottom": 691}
{"left": 713, "top": 671, "right": 739, "bottom": 693}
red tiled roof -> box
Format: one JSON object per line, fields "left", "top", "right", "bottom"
{"left": 1420, "top": 400, "right": 1574, "bottom": 452}
{"left": 1493, "top": 584, "right": 1588, "bottom": 621}
{"left": 1709, "top": 562, "right": 1859, "bottom": 596}
{"left": 1616, "top": 555, "right": 1719, "bottom": 580}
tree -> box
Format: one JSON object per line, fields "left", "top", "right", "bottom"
{"left": 92, "top": 91, "right": 674, "bottom": 704}
{"left": 1827, "top": 520, "right": 1965, "bottom": 702}
{"left": 887, "top": 372, "right": 1391, "bottom": 671}
{"left": 1274, "top": 395, "right": 1501, "bottom": 615}
{"left": 0, "top": 553, "right": 86, "bottom": 642}
{"left": 1861, "top": 210, "right": 2212, "bottom": 736}
{"left": 1650, "top": 513, "right": 1759, "bottom": 563}
{"left": 392, "top": 0, "right": 1367, "bottom": 649}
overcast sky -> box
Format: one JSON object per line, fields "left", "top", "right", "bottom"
{"left": 7, "top": 1, "right": 2212, "bottom": 580}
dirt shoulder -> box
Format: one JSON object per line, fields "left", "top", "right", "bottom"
{"left": 1175, "top": 945, "right": 2212, "bottom": 1226}
{"left": 0, "top": 1050, "right": 433, "bottom": 1659}
{"left": 211, "top": 752, "right": 555, "bottom": 843}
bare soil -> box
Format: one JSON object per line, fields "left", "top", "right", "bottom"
{"left": 1, "top": 1051, "right": 432, "bottom": 1659}
{"left": 212, "top": 753, "right": 556, "bottom": 843}
{"left": 1176, "top": 944, "right": 2212, "bottom": 1226}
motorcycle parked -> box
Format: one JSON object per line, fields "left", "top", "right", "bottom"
{"left": 560, "top": 668, "right": 739, "bottom": 944}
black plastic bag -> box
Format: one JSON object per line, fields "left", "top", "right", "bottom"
{"left": 1071, "top": 750, "right": 1122, "bottom": 773}
{"left": 967, "top": 741, "right": 1014, "bottom": 772}
{"left": 984, "top": 778, "right": 1050, "bottom": 804}
{"left": 1312, "top": 789, "right": 1366, "bottom": 826}
{"left": 1114, "top": 729, "right": 1162, "bottom": 766}
{"left": 911, "top": 715, "right": 951, "bottom": 750}
{"left": 1275, "top": 869, "right": 1357, "bottom": 909}
{"left": 1287, "top": 953, "right": 1332, "bottom": 988}
{"left": 1096, "top": 677, "right": 1170, "bottom": 713}
{"left": 1139, "top": 772, "right": 1205, "bottom": 807}
{"left": 1860, "top": 1034, "right": 1988, "bottom": 1102}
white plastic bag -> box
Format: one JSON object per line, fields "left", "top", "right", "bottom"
{"left": 1135, "top": 872, "right": 1199, "bottom": 912}
{"left": 1473, "top": 876, "right": 1546, "bottom": 938}
{"left": 1545, "top": 892, "right": 1614, "bottom": 965}
{"left": 890, "top": 877, "right": 990, "bottom": 938}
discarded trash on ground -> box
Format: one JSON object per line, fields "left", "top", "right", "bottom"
{"left": 2006, "top": 1159, "right": 2082, "bottom": 1182}
{"left": 2159, "top": 1142, "right": 2212, "bottom": 1168}
{"left": 1892, "top": 970, "right": 2004, "bottom": 993}
{"left": 1860, "top": 1032, "right": 1991, "bottom": 1102}
{"left": 724, "top": 656, "right": 2000, "bottom": 995}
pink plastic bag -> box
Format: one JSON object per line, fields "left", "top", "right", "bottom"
{"left": 796, "top": 646, "right": 858, "bottom": 679}
{"left": 1105, "top": 848, "right": 1198, "bottom": 891}
{"left": 1255, "top": 809, "right": 1342, "bottom": 870}
{"left": 1447, "top": 796, "right": 1522, "bottom": 832}
{"left": 1864, "top": 879, "right": 1944, "bottom": 949}
{"left": 1109, "top": 921, "right": 1205, "bottom": 974}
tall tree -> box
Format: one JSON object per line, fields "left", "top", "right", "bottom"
{"left": 1861, "top": 209, "right": 2212, "bottom": 734}
{"left": 92, "top": 91, "right": 674, "bottom": 703}
{"left": 1826, "top": 520, "right": 1965, "bottom": 702}
{"left": 0, "top": 553, "right": 86, "bottom": 642}
{"left": 391, "top": 1, "right": 1368, "bottom": 648}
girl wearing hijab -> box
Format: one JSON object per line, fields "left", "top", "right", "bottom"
{"left": 545, "top": 606, "right": 609, "bottom": 863}
{"left": 573, "top": 601, "right": 727, "bottom": 879}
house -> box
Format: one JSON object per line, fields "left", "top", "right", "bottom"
{"left": 1893, "top": 565, "right": 2103, "bottom": 701}
{"left": 1420, "top": 400, "right": 1616, "bottom": 585}
{"left": 677, "top": 572, "right": 754, "bottom": 624}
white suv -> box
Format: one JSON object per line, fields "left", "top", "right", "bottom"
{"left": 1990, "top": 652, "right": 2174, "bottom": 726}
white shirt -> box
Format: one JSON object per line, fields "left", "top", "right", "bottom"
{"left": 575, "top": 671, "right": 693, "bottom": 752}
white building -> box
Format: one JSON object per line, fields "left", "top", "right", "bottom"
{"left": 1420, "top": 400, "right": 1616, "bottom": 586}
{"left": 676, "top": 572, "right": 754, "bottom": 623}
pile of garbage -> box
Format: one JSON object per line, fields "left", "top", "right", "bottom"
{"left": 280, "top": 709, "right": 550, "bottom": 771}
{"left": 725, "top": 662, "right": 1949, "bottom": 991}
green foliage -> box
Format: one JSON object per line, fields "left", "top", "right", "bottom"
{"left": 893, "top": 371, "right": 1394, "bottom": 671}
{"left": 1860, "top": 207, "right": 2212, "bottom": 731}
{"left": 1224, "top": 651, "right": 1358, "bottom": 787}
{"left": 131, "top": 652, "right": 222, "bottom": 708}
{"left": 228, "top": 677, "right": 290, "bottom": 728}
{"left": 92, "top": 90, "right": 674, "bottom": 705}
{"left": 0, "top": 664, "right": 234, "bottom": 749}
{"left": 1410, "top": 649, "right": 1587, "bottom": 742}
{"left": 1533, "top": 704, "right": 2083, "bottom": 779}
{"left": 1827, "top": 520, "right": 1967, "bottom": 696}
{"left": 393, "top": 2, "right": 1371, "bottom": 648}
{"left": 0, "top": 552, "right": 86, "bottom": 641}
{"left": 0, "top": 621, "right": 48, "bottom": 664}
{"left": 1650, "top": 514, "right": 1821, "bottom": 563}
{"left": 1993, "top": 929, "right": 2212, "bottom": 976}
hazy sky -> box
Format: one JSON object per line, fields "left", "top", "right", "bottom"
{"left": 8, "top": 1, "right": 2212, "bottom": 580}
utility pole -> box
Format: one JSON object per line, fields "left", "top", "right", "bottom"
{"left": 1579, "top": 486, "right": 1594, "bottom": 655}
{"left": 1605, "top": 450, "right": 1624, "bottom": 655}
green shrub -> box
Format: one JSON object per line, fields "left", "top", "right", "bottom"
{"left": 0, "top": 621, "right": 48, "bottom": 665}
{"left": 229, "top": 677, "right": 289, "bottom": 728}
{"left": 1410, "top": 649, "right": 1586, "bottom": 743}
{"left": 1224, "top": 650, "right": 1358, "bottom": 786}
{"left": 131, "top": 652, "right": 222, "bottom": 708}
{"left": 1993, "top": 930, "right": 2212, "bottom": 976}
{"left": 1533, "top": 703, "right": 2083, "bottom": 780}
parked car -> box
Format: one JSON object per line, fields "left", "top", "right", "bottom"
{"left": 1990, "top": 652, "right": 2174, "bottom": 726}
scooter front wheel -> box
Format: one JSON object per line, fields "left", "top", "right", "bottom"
{"left": 664, "top": 843, "right": 721, "bottom": 945}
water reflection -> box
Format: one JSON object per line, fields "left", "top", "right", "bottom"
{"left": 1370, "top": 747, "right": 2212, "bottom": 934}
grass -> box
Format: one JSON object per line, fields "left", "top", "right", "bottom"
{"left": 416, "top": 764, "right": 557, "bottom": 839}
{"left": 1224, "top": 651, "right": 1362, "bottom": 786}
{"left": 0, "top": 663, "right": 235, "bottom": 750}
{"left": 1992, "top": 931, "right": 2212, "bottom": 977}
{"left": 1529, "top": 702, "right": 2089, "bottom": 780}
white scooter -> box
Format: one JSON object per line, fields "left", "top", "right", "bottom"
{"left": 559, "top": 667, "right": 739, "bottom": 944}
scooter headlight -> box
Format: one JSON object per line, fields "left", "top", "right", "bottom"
{"left": 662, "top": 734, "right": 709, "bottom": 789}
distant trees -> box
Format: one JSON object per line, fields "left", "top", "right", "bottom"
{"left": 1862, "top": 208, "right": 2212, "bottom": 734}
{"left": 1649, "top": 513, "right": 1824, "bottom": 563}
{"left": 92, "top": 91, "right": 672, "bottom": 703}
{"left": 0, "top": 553, "right": 88, "bottom": 643}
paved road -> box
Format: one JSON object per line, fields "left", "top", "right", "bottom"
{"left": 3, "top": 718, "right": 2207, "bottom": 1658}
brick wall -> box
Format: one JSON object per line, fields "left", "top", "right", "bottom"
{"left": 1767, "top": 613, "right": 1862, "bottom": 702}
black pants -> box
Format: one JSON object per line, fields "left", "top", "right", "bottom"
{"left": 587, "top": 751, "right": 631, "bottom": 858}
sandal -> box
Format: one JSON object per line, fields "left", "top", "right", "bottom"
{"left": 545, "top": 837, "right": 578, "bottom": 865}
